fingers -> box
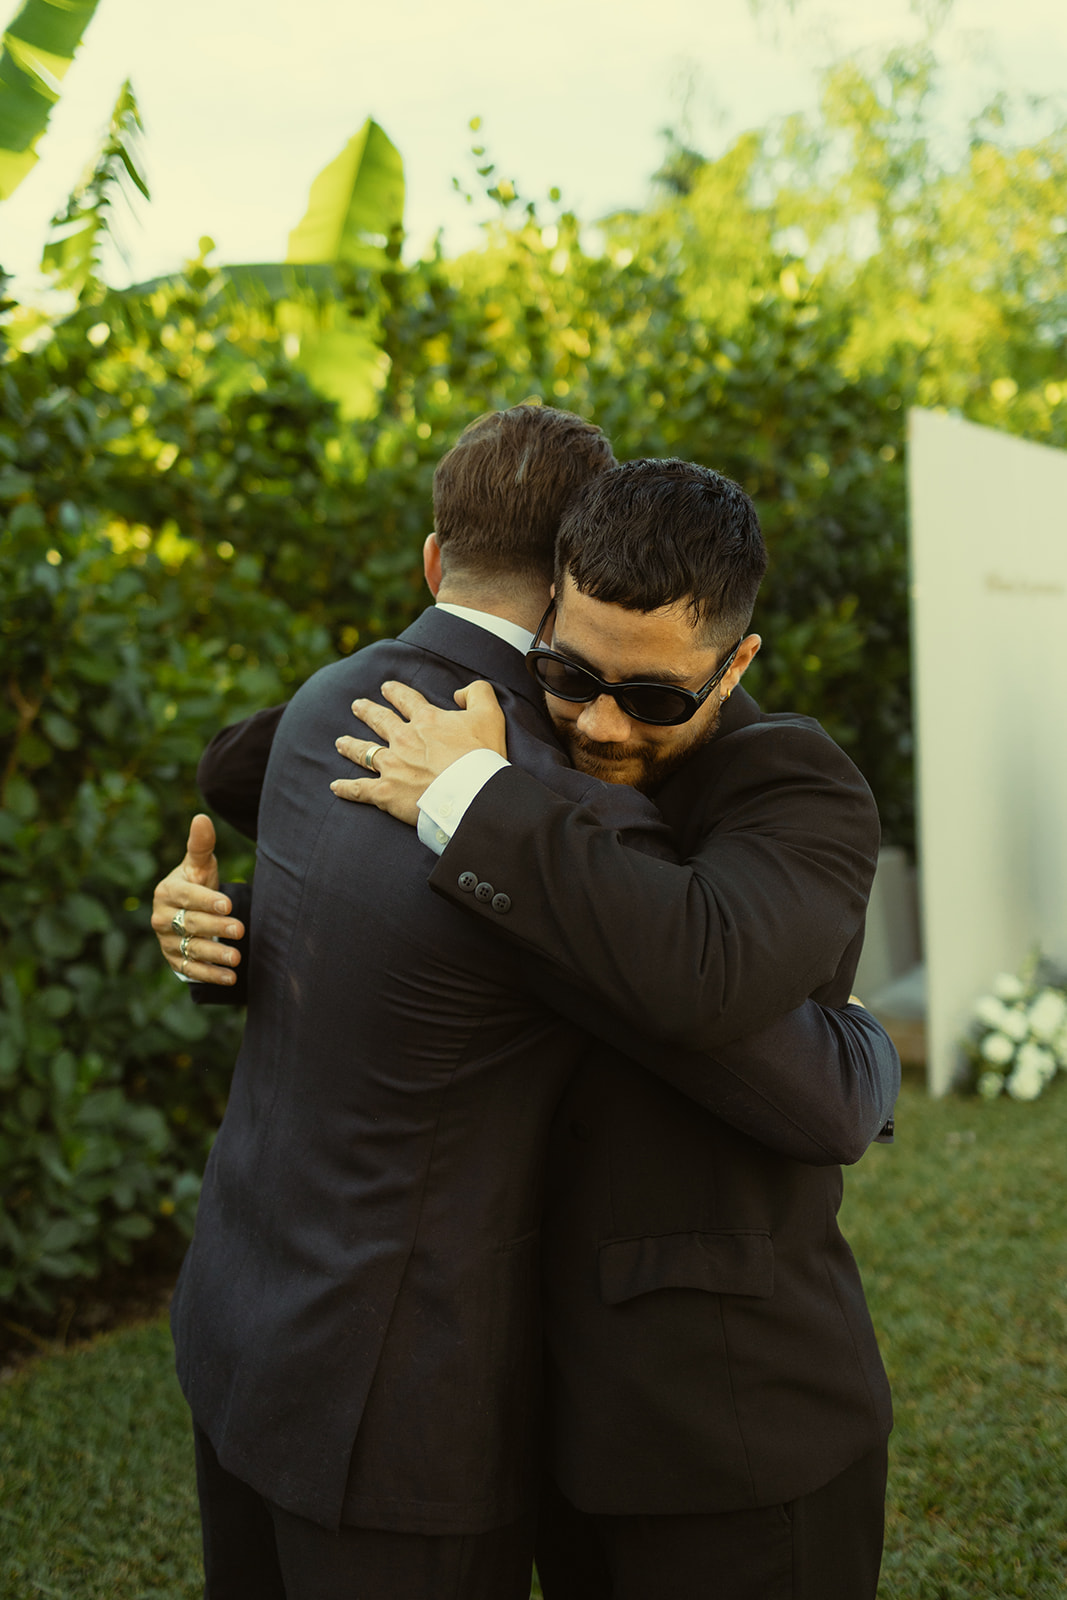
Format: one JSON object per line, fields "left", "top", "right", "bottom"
{"left": 154, "top": 921, "right": 243, "bottom": 960}
{"left": 335, "top": 734, "right": 378, "bottom": 774}
{"left": 350, "top": 696, "right": 408, "bottom": 741}
{"left": 151, "top": 875, "right": 234, "bottom": 931}
{"left": 152, "top": 905, "right": 245, "bottom": 941}
{"left": 157, "top": 930, "right": 242, "bottom": 981}
{"left": 378, "top": 681, "right": 433, "bottom": 719}
{"left": 330, "top": 775, "right": 381, "bottom": 804}
{"left": 179, "top": 956, "right": 239, "bottom": 986}
{"left": 453, "top": 679, "right": 500, "bottom": 712}
{"left": 179, "top": 936, "right": 242, "bottom": 970}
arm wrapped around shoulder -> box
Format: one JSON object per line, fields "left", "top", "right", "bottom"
{"left": 429, "top": 719, "right": 880, "bottom": 1054}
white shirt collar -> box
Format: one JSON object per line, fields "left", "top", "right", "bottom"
{"left": 434, "top": 601, "right": 535, "bottom": 657}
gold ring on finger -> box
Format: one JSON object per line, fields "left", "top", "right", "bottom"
{"left": 180, "top": 933, "right": 193, "bottom": 958}
{"left": 180, "top": 957, "right": 189, "bottom": 977}
{"left": 363, "top": 743, "right": 384, "bottom": 774}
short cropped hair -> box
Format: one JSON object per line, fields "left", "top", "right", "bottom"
{"left": 555, "top": 458, "right": 768, "bottom": 648}
{"left": 432, "top": 404, "right": 615, "bottom": 586}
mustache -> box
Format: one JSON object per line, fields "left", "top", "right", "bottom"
{"left": 562, "top": 730, "right": 652, "bottom": 762}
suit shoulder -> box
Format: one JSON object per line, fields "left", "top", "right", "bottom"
{"left": 703, "top": 711, "right": 879, "bottom": 849}
{"left": 288, "top": 638, "right": 445, "bottom": 711}
{"left": 719, "top": 710, "right": 870, "bottom": 789}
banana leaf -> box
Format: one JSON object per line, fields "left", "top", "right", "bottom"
{"left": 286, "top": 118, "right": 404, "bottom": 268}
{"left": 0, "top": 0, "right": 102, "bottom": 200}
{"left": 40, "top": 78, "right": 147, "bottom": 297}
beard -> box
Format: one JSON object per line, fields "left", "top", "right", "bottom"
{"left": 551, "top": 701, "right": 723, "bottom": 794}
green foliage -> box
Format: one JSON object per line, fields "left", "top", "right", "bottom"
{"left": 286, "top": 117, "right": 405, "bottom": 270}
{"left": 0, "top": 257, "right": 369, "bottom": 1309}
{"left": 0, "top": 0, "right": 102, "bottom": 199}
{"left": 221, "top": 118, "right": 408, "bottom": 420}
{"left": 4, "top": 36, "right": 1067, "bottom": 1312}
{"left": 430, "top": 191, "right": 913, "bottom": 836}
{"left": 40, "top": 78, "right": 148, "bottom": 299}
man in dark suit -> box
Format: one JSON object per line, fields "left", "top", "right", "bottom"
{"left": 325, "top": 457, "right": 896, "bottom": 1598}
{"left": 156, "top": 416, "right": 896, "bottom": 1598}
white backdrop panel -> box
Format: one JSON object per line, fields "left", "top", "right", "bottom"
{"left": 909, "top": 408, "right": 1067, "bottom": 1093}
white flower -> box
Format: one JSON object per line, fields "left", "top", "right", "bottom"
{"left": 975, "top": 995, "right": 1012, "bottom": 1031}
{"left": 1028, "top": 989, "right": 1067, "bottom": 1042}
{"left": 978, "top": 1070, "right": 1005, "bottom": 1099}
{"left": 980, "top": 1031, "right": 1015, "bottom": 1065}
{"left": 1000, "top": 1006, "right": 1030, "bottom": 1042}
{"left": 993, "top": 972, "right": 1026, "bottom": 1002}
{"left": 1007, "top": 1059, "right": 1045, "bottom": 1100}
{"left": 1016, "top": 1040, "right": 1057, "bottom": 1084}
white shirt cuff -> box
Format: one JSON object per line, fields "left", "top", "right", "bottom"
{"left": 416, "top": 749, "right": 511, "bottom": 855}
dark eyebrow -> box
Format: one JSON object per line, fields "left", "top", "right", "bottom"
{"left": 552, "top": 635, "right": 694, "bottom": 688}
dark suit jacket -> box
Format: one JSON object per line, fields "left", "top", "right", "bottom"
{"left": 427, "top": 688, "right": 894, "bottom": 1512}
{"left": 182, "top": 613, "right": 896, "bottom": 1532}
{"left": 172, "top": 608, "right": 670, "bottom": 1535}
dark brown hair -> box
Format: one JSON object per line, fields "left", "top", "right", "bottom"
{"left": 555, "top": 458, "right": 768, "bottom": 649}
{"left": 432, "top": 404, "right": 615, "bottom": 586}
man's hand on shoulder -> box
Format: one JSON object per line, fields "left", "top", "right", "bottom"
{"left": 150, "top": 814, "right": 245, "bottom": 985}
{"left": 331, "top": 679, "right": 506, "bottom": 826}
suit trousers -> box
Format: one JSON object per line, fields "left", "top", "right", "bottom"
{"left": 534, "top": 1444, "right": 888, "bottom": 1600}
{"left": 193, "top": 1425, "right": 535, "bottom": 1600}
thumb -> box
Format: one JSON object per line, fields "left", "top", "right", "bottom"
{"left": 453, "top": 679, "right": 500, "bottom": 713}
{"left": 185, "top": 813, "right": 218, "bottom": 883}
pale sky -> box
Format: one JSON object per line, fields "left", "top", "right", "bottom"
{"left": 2, "top": 0, "right": 1067, "bottom": 293}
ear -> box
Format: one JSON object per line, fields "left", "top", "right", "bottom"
{"left": 722, "top": 633, "right": 761, "bottom": 698}
{"left": 423, "top": 532, "right": 443, "bottom": 597}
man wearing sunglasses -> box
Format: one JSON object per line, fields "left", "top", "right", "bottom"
{"left": 154, "top": 428, "right": 894, "bottom": 1599}
{"left": 331, "top": 456, "right": 894, "bottom": 1598}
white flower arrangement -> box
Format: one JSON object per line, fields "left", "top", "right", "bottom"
{"left": 963, "top": 955, "right": 1067, "bottom": 1101}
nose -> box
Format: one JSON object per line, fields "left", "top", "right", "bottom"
{"left": 576, "top": 694, "right": 634, "bottom": 743}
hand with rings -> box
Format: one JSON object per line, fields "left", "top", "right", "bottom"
{"left": 330, "top": 679, "right": 507, "bottom": 827}
{"left": 150, "top": 814, "right": 247, "bottom": 986}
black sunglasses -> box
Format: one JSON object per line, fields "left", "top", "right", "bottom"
{"left": 525, "top": 601, "right": 743, "bottom": 727}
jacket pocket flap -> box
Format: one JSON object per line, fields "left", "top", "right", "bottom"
{"left": 598, "top": 1230, "right": 774, "bottom": 1305}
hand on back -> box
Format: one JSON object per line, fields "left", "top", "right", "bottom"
{"left": 331, "top": 679, "right": 506, "bottom": 825}
{"left": 150, "top": 813, "right": 244, "bottom": 985}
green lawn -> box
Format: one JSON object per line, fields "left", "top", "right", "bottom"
{"left": 2, "top": 1082, "right": 1065, "bottom": 1598}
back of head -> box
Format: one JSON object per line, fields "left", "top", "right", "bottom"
{"left": 555, "top": 457, "right": 768, "bottom": 648}
{"left": 432, "top": 404, "right": 616, "bottom": 590}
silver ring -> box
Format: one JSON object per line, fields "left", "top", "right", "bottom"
{"left": 363, "top": 743, "right": 384, "bottom": 773}
{"left": 180, "top": 956, "right": 189, "bottom": 977}
{"left": 171, "top": 907, "right": 187, "bottom": 934}
{"left": 180, "top": 933, "right": 192, "bottom": 959}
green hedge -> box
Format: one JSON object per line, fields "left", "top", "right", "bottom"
{"left": 7, "top": 60, "right": 1062, "bottom": 1307}
{"left": 1, "top": 271, "right": 330, "bottom": 1306}
{"left": 0, "top": 255, "right": 909, "bottom": 1313}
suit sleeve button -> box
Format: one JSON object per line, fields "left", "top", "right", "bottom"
{"left": 458, "top": 871, "right": 477, "bottom": 892}
{"left": 491, "top": 893, "right": 511, "bottom": 914}
{"left": 474, "top": 881, "right": 494, "bottom": 902}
